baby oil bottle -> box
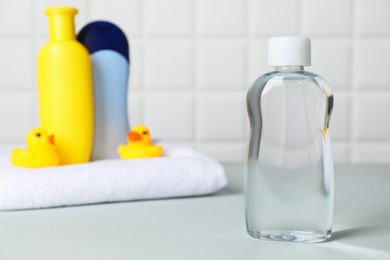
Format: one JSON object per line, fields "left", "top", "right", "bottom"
{"left": 37, "top": 7, "right": 94, "bottom": 165}
{"left": 245, "top": 36, "right": 334, "bottom": 242}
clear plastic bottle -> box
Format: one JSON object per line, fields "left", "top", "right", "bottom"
{"left": 245, "top": 36, "right": 334, "bottom": 243}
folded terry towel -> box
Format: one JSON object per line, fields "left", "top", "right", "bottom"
{"left": 0, "top": 143, "right": 227, "bottom": 210}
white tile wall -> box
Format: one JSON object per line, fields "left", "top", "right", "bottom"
{"left": 198, "top": 92, "right": 246, "bottom": 141}
{"left": 1, "top": 0, "right": 390, "bottom": 163}
{"left": 0, "top": 92, "right": 34, "bottom": 142}
{"left": 0, "top": 1, "right": 33, "bottom": 35}
{"left": 355, "top": 0, "right": 390, "bottom": 36}
{"left": 302, "top": 0, "right": 351, "bottom": 36}
{"left": 196, "top": 0, "right": 245, "bottom": 36}
{"left": 355, "top": 40, "right": 390, "bottom": 89}
{"left": 145, "top": 0, "right": 192, "bottom": 36}
{"left": 353, "top": 143, "right": 390, "bottom": 163}
{"left": 249, "top": 0, "right": 299, "bottom": 35}
{"left": 144, "top": 93, "right": 194, "bottom": 141}
{"left": 353, "top": 93, "right": 390, "bottom": 141}
{"left": 144, "top": 40, "right": 193, "bottom": 88}
{"left": 0, "top": 40, "right": 33, "bottom": 88}
{"left": 197, "top": 40, "right": 246, "bottom": 89}
{"left": 311, "top": 39, "right": 350, "bottom": 89}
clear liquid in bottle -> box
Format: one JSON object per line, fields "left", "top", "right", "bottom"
{"left": 245, "top": 36, "right": 334, "bottom": 243}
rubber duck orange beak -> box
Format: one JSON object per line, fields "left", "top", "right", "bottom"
{"left": 128, "top": 131, "right": 142, "bottom": 142}
{"left": 48, "top": 135, "right": 55, "bottom": 145}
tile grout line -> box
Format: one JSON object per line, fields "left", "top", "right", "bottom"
{"left": 193, "top": 0, "right": 201, "bottom": 150}
{"left": 298, "top": 0, "right": 303, "bottom": 35}
{"left": 139, "top": 0, "right": 147, "bottom": 126}
{"left": 243, "top": 0, "right": 251, "bottom": 144}
{"left": 31, "top": 0, "right": 39, "bottom": 129}
{"left": 349, "top": 0, "right": 357, "bottom": 162}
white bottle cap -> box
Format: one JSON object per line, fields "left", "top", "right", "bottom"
{"left": 268, "top": 36, "right": 311, "bottom": 67}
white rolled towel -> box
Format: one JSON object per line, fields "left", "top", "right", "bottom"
{"left": 0, "top": 143, "right": 227, "bottom": 210}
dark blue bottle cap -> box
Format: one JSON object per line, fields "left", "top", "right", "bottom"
{"left": 77, "top": 21, "right": 129, "bottom": 62}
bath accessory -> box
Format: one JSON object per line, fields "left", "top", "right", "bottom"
{"left": 11, "top": 128, "right": 59, "bottom": 168}
{"left": 0, "top": 144, "right": 227, "bottom": 210}
{"left": 37, "top": 7, "right": 94, "bottom": 165}
{"left": 245, "top": 36, "right": 334, "bottom": 243}
{"left": 118, "top": 125, "right": 163, "bottom": 159}
{"left": 77, "top": 21, "right": 130, "bottom": 160}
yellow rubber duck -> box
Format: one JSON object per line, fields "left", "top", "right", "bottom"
{"left": 11, "top": 128, "right": 60, "bottom": 168}
{"left": 118, "top": 125, "right": 163, "bottom": 159}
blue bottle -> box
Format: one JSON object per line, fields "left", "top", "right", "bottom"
{"left": 78, "top": 21, "right": 130, "bottom": 160}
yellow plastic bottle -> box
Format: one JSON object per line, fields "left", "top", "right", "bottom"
{"left": 37, "top": 7, "right": 94, "bottom": 165}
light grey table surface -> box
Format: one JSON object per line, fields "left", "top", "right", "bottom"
{"left": 0, "top": 163, "right": 389, "bottom": 260}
